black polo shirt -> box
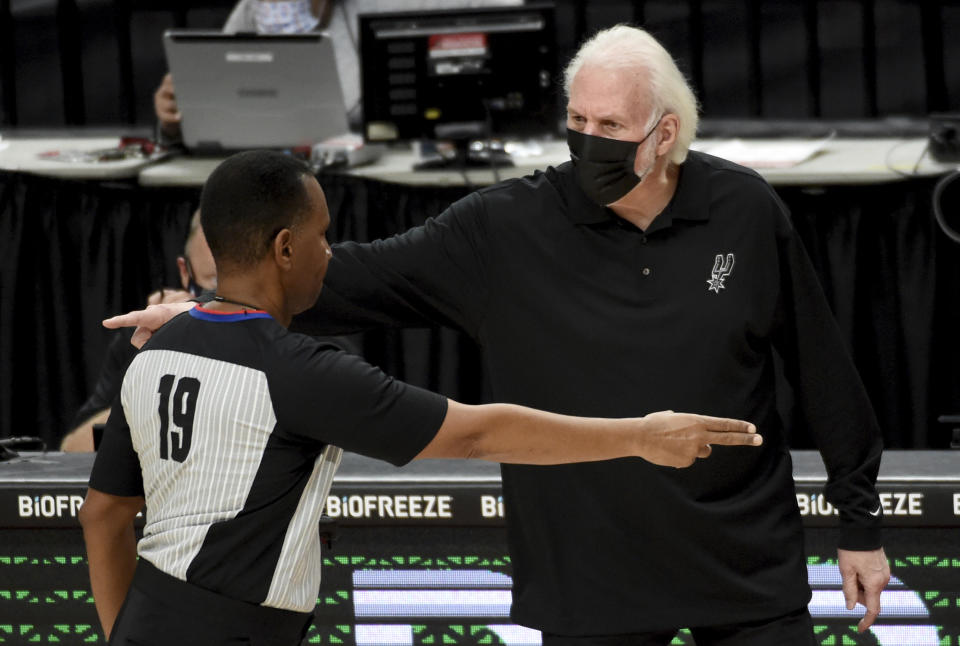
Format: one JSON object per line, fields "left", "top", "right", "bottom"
{"left": 297, "top": 151, "right": 883, "bottom": 633}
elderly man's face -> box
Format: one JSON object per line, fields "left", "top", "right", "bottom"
{"left": 566, "top": 64, "right": 661, "bottom": 177}
{"left": 567, "top": 65, "right": 657, "bottom": 141}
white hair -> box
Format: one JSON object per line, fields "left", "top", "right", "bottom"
{"left": 563, "top": 24, "right": 700, "bottom": 164}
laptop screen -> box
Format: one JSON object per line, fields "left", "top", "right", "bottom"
{"left": 163, "top": 31, "right": 349, "bottom": 152}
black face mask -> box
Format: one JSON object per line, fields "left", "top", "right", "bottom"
{"left": 181, "top": 256, "right": 204, "bottom": 297}
{"left": 566, "top": 118, "right": 662, "bottom": 206}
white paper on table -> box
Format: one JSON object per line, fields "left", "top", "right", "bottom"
{"left": 692, "top": 135, "right": 833, "bottom": 169}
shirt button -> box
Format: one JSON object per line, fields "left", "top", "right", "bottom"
{"left": 642, "top": 267, "right": 651, "bottom": 276}
{"left": 640, "top": 236, "right": 648, "bottom": 244}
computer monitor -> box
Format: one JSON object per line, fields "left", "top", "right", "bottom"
{"left": 358, "top": 3, "right": 558, "bottom": 167}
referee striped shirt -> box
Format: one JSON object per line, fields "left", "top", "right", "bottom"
{"left": 89, "top": 305, "right": 446, "bottom": 612}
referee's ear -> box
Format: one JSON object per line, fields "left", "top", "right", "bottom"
{"left": 273, "top": 229, "right": 295, "bottom": 270}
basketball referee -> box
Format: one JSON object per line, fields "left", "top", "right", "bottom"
{"left": 80, "top": 151, "right": 760, "bottom": 646}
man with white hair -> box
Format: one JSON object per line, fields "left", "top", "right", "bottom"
{"left": 115, "top": 24, "right": 889, "bottom": 645}
{"left": 306, "top": 24, "right": 889, "bottom": 644}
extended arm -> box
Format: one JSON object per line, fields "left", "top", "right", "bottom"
{"left": 271, "top": 346, "right": 761, "bottom": 470}
{"left": 78, "top": 488, "right": 143, "bottom": 640}
{"left": 104, "top": 197, "right": 491, "bottom": 346}
{"left": 417, "top": 401, "right": 761, "bottom": 468}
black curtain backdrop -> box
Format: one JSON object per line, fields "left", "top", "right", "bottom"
{"left": 5, "top": 1, "right": 960, "bottom": 129}
{"left": 0, "top": 174, "right": 197, "bottom": 444}
{"left": 778, "top": 181, "right": 960, "bottom": 449}
{"left": 1, "top": 169, "right": 958, "bottom": 449}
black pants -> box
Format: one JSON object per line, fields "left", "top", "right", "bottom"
{"left": 108, "top": 560, "right": 313, "bottom": 646}
{"left": 541, "top": 606, "right": 816, "bottom": 646}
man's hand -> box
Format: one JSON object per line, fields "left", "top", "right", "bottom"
{"left": 153, "top": 73, "right": 182, "bottom": 137}
{"left": 838, "top": 547, "right": 890, "bottom": 632}
{"left": 638, "top": 411, "right": 761, "bottom": 468}
{"left": 103, "top": 301, "right": 194, "bottom": 349}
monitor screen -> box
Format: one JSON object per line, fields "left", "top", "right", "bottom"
{"left": 358, "top": 4, "right": 558, "bottom": 145}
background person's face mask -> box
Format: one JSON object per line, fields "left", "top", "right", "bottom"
{"left": 254, "top": 0, "right": 319, "bottom": 34}
{"left": 566, "top": 116, "right": 663, "bottom": 206}
{"left": 180, "top": 256, "right": 211, "bottom": 297}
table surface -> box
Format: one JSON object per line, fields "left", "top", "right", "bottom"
{"left": 0, "top": 136, "right": 158, "bottom": 180}
{"left": 1, "top": 134, "right": 955, "bottom": 187}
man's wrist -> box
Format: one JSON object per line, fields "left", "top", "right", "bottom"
{"left": 155, "top": 120, "right": 183, "bottom": 147}
{"left": 837, "top": 524, "right": 883, "bottom": 551}
{"left": 633, "top": 415, "right": 652, "bottom": 460}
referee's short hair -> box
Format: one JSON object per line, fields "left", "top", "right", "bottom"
{"left": 200, "top": 150, "right": 315, "bottom": 269}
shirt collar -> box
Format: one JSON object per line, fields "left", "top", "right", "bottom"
{"left": 558, "top": 151, "right": 712, "bottom": 229}
{"left": 191, "top": 304, "right": 273, "bottom": 322}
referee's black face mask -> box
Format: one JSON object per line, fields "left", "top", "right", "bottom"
{"left": 566, "top": 117, "right": 662, "bottom": 206}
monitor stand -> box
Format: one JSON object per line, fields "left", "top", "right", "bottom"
{"left": 414, "top": 138, "right": 514, "bottom": 171}
{"left": 414, "top": 122, "right": 515, "bottom": 171}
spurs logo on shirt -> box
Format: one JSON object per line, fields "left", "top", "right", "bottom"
{"left": 707, "top": 253, "right": 735, "bottom": 293}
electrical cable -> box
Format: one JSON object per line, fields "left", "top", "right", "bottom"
{"left": 884, "top": 138, "right": 931, "bottom": 178}
{"left": 932, "top": 169, "right": 960, "bottom": 244}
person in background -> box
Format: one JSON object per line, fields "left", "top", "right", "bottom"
{"left": 60, "top": 211, "right": 215, "bottom": 452}
{"left": 153, "top": 0, "right": 522, "bottom": 142}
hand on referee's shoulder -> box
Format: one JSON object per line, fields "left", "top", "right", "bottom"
{"left": 103, "top": 301, "right": 194, "bottom": 349}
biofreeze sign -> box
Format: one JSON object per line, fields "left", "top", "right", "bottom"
{"left": 1, "top": 484, "right": 959, "bottom": 528}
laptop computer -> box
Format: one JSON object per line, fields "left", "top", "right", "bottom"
{"left": 162, "top": 31, "right": 349, "bottom": 152}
